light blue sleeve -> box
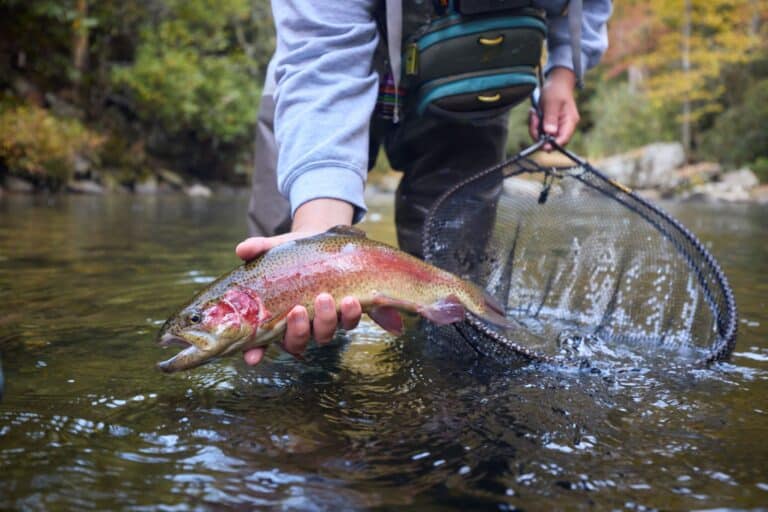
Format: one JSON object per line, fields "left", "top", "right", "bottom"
{"left": 270, "top": 0, "right": 379, "bottom": 223}
{"left": 543, "top": 0, "right": 612, "bottom": 76}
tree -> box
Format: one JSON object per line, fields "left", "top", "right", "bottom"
{"left": 110, "top": 0, "right": 274, "bottom": 177}
{"left": 638, "top": 0, "right": 767, "bottom": 154}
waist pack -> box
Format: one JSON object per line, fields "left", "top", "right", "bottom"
{"left": 402, "top": 3, "right": 547, "bottom": 119}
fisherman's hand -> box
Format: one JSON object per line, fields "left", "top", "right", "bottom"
{"left": 528, "top": 66, "right": 580, "bottom": 149}
{"left": 235, "top": 199, "right": 363, "bottom": 365}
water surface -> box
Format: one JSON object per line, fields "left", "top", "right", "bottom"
{"left": 0, "top": 192, "right": 766, "bottom": 510}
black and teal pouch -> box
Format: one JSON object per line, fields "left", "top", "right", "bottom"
{"left": 402, "top": 2, "right": 546, "bottom": 119}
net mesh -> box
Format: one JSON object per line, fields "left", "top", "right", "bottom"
{"left": 422, "top": 142, "right": 737, "bottom": 367}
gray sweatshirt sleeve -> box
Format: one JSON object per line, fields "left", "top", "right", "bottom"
{"left": 270, "top": 0, "right": 611, "bottom": 222}
{"left": 543, "top": 0, "right": 612, "bottom": 76}
{"left": 270, "top": 0, "right": 379, "bottom": 223}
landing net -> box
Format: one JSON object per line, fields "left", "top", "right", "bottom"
{"left": 422, "top": 139, "right": 737, "bottom": 367}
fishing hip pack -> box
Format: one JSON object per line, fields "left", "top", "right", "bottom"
{"left": 402, "top": 2, "right": 546, "bottom": 119}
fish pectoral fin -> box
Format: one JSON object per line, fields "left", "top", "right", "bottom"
{"left": 369, "top": 293, "right": 465, "bottom": 328}
{"left": 420, "top": 294, "right": 466, "bottom": 326}
{"left": 368, "top": 306, "right": 405, "bottom": 335}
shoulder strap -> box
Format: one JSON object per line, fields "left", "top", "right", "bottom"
{"left": 385, "top": 0, "right": 402, "bottom": 122}
{"left": 568, "top": 0, "right": 584, "bottom": 88}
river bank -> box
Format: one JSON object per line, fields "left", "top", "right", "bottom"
{"left": 2, "top": 140, "right": 767, "bottom": 204}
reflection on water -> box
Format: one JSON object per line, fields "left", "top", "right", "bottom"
{"left": 0, "top": 192, "right": 766, "bottom": 509}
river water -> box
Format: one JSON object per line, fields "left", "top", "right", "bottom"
{"left": 0, "top": 191, "right": 766, "bottom": 510}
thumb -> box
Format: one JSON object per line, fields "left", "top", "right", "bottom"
{"left": 235, "top": 232, "right": 302, "bottom": 261}
{"left": 541, "top": 94, "right": 561, "bottom": 137}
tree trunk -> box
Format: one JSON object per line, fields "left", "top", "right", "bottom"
{"left": 72, "top": 0, "right": 88, "bottom": 93}
{"left": 681, "top": 0, "right": 692, "bottom": 158}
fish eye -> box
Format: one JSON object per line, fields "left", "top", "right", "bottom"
{"left": 188, "top": 311, "right": 202, "bottom": 324}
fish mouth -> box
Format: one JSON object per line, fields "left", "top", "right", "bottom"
{"left": 156, "top": 332, "right": 208, "bottom": 373}
{"left": 158, "top": 333, "right": 192, "bottom": 348}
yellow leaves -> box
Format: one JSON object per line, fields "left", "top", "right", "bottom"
{"left": 635, "top": 0, "right": 766, "bottom": 132}
{"left": 0, "top": 105, "right": 104, "bottom": 181}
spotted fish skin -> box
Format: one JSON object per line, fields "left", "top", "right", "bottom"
{"left": 157, "top": 226, "right": 508, "bottom": 373}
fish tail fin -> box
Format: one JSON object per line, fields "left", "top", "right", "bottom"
{"left": 470, "top": 290, "right": 517, "bottom": 330}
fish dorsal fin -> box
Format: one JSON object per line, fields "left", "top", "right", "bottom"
{"left": 327, "top": 225, "right": 367, "bottom": 238}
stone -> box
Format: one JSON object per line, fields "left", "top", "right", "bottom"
{"left": 684, "top": 182, "right": 751, "bottom": 203}
{"left": 185, "top": 184, "right": 212, "bottom": 198}
{"left": 67, "top": 179, "right": 104, "bottom": 194}
{"left": 595, "top": 142, "right": 686, "bottom": 190}
{"left": 720, "top": 168, "right": 759, "bottom": 189}
{"left": 134, "top": 175, "right": 159, "bottom": 194}
{"left": 675, "top": 162, "right": 721, "bottom": 186}
{"left": 503, "top": 176, "right": 548, "bottom": 198}
{"left": 158, "top": 168, "right": 185, "bottom": 189}
{"left": 4, "top": 175, "right": 34, "bottom": 193}
{"left": 367, "top": 171, "right": 400, "bottom": 194}
{"left": 73, "top": 154, "right": 91, "bottom": 176}
{"left": 636, "top": 188, "right": 662, "bottom": 201}
{"left": 751, "top": 185, "right": 768, "bottom": 204}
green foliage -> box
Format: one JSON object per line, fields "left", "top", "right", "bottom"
{"left": 0, "top": 104, "right": 103, "bottom": 183}
{"left": 751, "top": 157, "right": 768, "bottom": 184}
{"left": 641, "top": 0, "right": 763, "bottom": 122}
{"left": 113, "top": 46, "right": 260, "bottom": 143}
{"left": 581, "top": 82, "right": 677, "bottom": 158}
{"left": 506, "top": 82, "right": 677, "bottom": 159}
{"left": 505, "top": 103, "right": 533, "bottom": 154}
{"left": 699, "top": 79, "right": 768, "bottom": 170}
{"left": 111, "top": 0, "right": 271, "bottom": 145}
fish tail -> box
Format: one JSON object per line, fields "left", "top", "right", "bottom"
{"left": 468, "top": 288, "right": 516, "bottom": 330}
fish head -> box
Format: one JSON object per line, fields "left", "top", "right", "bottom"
{"left": 157, "top": 286, "right": 268, "bottom": 373}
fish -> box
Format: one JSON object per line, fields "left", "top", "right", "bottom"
{"left": 157, "top": 225, "right": 512, "bottom": 373}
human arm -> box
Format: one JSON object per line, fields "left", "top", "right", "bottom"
{"left": 529, "top": 0, "right": 612, "bottom": 146}
{"left": 237, "top": 1, "right": 380, "bottom": 364}
{"left": 271, "top": 0, "right": 380, "bottom": 223}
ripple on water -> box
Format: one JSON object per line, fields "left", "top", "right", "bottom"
{"left": 1, "top": 196, "right": 767, "bottom": 510}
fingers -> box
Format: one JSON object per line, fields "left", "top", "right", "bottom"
{"left": 541, "top": 94, "right": 561, "bottom": 141}
{"left": 528, "top": 108, "right": 540, "bottom": 142}
{"left": 243, "top": 347, "right": 266, "bottom": 366}
{"left": 313, "top": 293, "right": 338, "bottom": 345}
{"left": 554, "top": 100, "right": 579, "bottom": 147}
{"left": 282, "top": 305, "right": 311, "bottom": 355}
{"left": 235, "top": 232, "right": 303, "bottom": 261}
{"left": 339, "top": 296, "right": 362, "bottom": 331}
{"left": 242, "top": 294, "right": 363, "bottom": 365}
{"left": 529, "top": 67, "right": 580, "bottom": 149}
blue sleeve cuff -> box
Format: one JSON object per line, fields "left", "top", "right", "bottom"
{"left": 544, "top": 44, "right": 589, "bottom": 78}
{"left": 284, "top": 163, "right": 368, "bottom": 224}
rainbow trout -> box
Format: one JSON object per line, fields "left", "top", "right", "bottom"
{"left": 157, "top": 226, "right": 510, "bottom": 372}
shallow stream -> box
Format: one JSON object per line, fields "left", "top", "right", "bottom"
{"left": 0, "top": 192, "right": 766, "bottom": 510}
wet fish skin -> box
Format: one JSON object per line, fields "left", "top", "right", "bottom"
{"left": 157, "top": 226, "right": 508, "bottom": 373}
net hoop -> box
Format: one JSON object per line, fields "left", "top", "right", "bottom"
{"left": 422, "top": 138, "right": 738, "bottom": 366}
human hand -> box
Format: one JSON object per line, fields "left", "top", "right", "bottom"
{"left": 235, "top": 199, "right": 363, "bottom": 365}
{"left": 528, "top": 66, "right": 580, "bottom": 150}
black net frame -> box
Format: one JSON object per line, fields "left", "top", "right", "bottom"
{"left": 422, "top": 138, "right": 738, "bottom": 366}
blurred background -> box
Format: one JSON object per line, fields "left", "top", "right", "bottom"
{"left": 1, "top": 4, "right": 768, "bottom": 509}
{"left": 0, "top": 0, "right": 766, "bottom": 198}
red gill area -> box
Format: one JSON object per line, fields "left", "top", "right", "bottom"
{"left": 203, "top": 287, "right": 267, "bottom": 328}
